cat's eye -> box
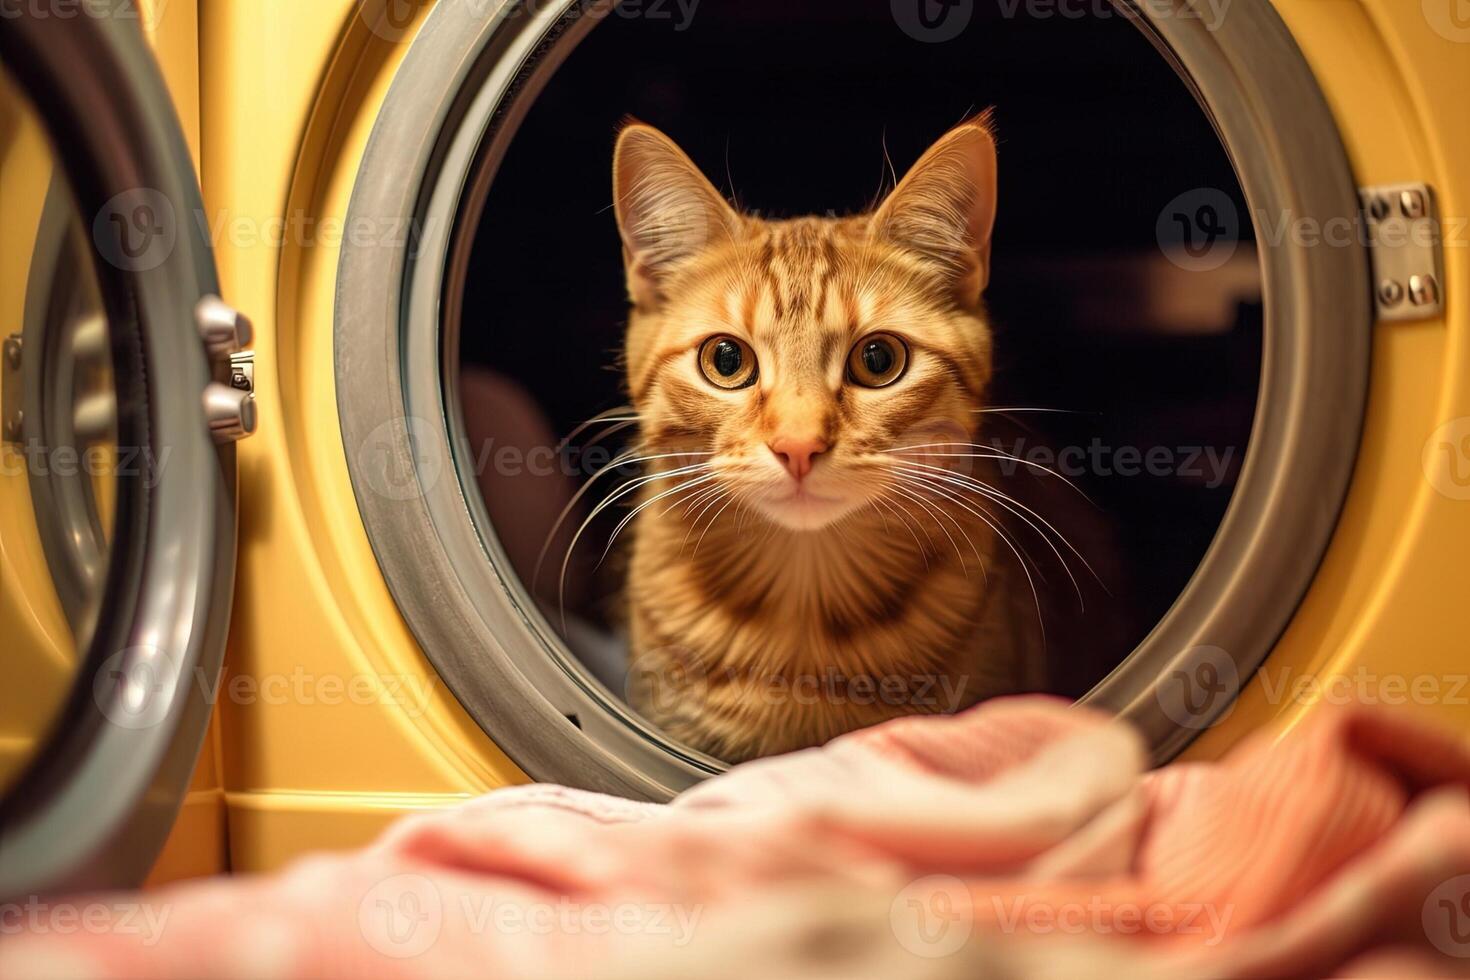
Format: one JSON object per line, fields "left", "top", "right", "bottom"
{"left": 698, "top": 336, "right": 759, "bottom": 390}
{"left": 847, "top": 334, "right": 909, "bottom": 388}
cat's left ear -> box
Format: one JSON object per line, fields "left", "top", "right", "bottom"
{"left": 613, "top": 122, "right": 740, "bottom": 310}
{"left": 873, "top": 117, "right": 998, "bottom": 308}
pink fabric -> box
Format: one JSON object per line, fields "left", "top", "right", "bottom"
{"left": 2, "top": 697, "right": 1469, "bottom": 979}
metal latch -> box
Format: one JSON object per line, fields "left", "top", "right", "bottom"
{"left": 2, "top": 334, "right": 22, "bottom": 445}
{"left": 1360, "top": 183, "right": 1445, "bottom": 323}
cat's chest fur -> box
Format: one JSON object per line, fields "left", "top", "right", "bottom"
{"left": 624, "top": 493, "right": 1042, "bottom": 762}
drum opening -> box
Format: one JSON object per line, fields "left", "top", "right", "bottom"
{"left": 450, "top": 0, "right": 1259, "bottom": 716}
{"left": 336, "top": 0, "right": 1368, "bottom": 790}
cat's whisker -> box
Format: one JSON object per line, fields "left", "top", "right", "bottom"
{"left": 733, "top": 497, "right": 749, "bottom": 534}
{"left": 892, "top": 477, "right": 986, "bottom": 579}
{"left": 577, "top": 418, "right": 642, "bottom": 454}
{"left": 895, "top": 465, "right": 1078, "bottom": 599}
{"left": 534, "top": 445, "right": 643, "bottom": 591}
{"left": 889, "top": 474, "right": 995, "bottom": 585}
{"left": 598, "top": 473, "right": 720, "bottom": 570}
{"left": 966, "top": 406, "right": 1074, "bottom": 437}
{"left": 672, "top": 481, "right": 724, "bottom": 520}
{"left": 875, "top": 483, "right": 937, "bottom": 566}
{"left": 899, "top": 466, "right": 1082, "bottom": 594}
{"left": 865, "top": 493, "right": 891, "bottom": 535}
{"left": 533, "top": 448, "right": 717, "bottom": 591}
{"left": 884, "top": 443, "right": 1094, "bottom": 501}
{"left": 892, "top": 467, "right": 1045, "bottom": 579}
{"left": 887, "top": 482, "right": 972, "bottom": 577}
{"left": 555, "top": 405, "right": 640, "bottom": 453}
{"left": 895, "top": 460, "right": 1101, "bottom": 601}
{"left": 970, "top": 406, "right": 1082, "bottom": 415}
{"left": 869, "top": 493, "right": 923, "bottom": 558}
{"left": 693, "top": 491, "right": 740, "bottom": 557}
{"left": 682, "top": 486, "right": 732, "bottom": 554}
{"left": 556, "top": 461, "right": 715, "bottom": 632}
{"left": 578, "top": 462, "right": 715, "bottom": 534}
{"left": 955, "top": 441, "right": 1099, "bottom": 506}
{"left": 882, "top": 476, "right": 987, "bottom": 581}
{"left": 893, "top": 472, "right": 1048, "bottom": 650}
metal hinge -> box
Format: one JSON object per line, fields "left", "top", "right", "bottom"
{"left": 196, "top": 297, "right": 258, "bottom": 444}
{"left": 1360, "top": 183, "right": 1445, "bottom": 322}
{"left": 2, "top": 334, "right": 22, "bottom": 445}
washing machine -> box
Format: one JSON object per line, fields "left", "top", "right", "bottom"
{"left": 0, "top": 0, "right": 1467, "bottom": 898}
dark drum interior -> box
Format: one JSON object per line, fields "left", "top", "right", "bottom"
{"left": 453, "top": 0, "right": 1261, "bottom": 705}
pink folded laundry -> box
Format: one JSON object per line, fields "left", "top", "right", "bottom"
{"left": 2, "top": 696, "right": 1468, "bottom": 979}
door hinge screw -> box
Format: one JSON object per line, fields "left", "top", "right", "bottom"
{"left": 1409, "top": 274, "right": 1439, "bottom": 307}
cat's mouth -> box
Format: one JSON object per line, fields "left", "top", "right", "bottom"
{"left": 774, "top": 486, "right": 839, "bottom": 506}
{"left": 755, "top": 483, "right": 855, "bottom": 532}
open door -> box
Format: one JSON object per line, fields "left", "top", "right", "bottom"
{"left": 0, "top": 6, "right": 251, "bottom": 896}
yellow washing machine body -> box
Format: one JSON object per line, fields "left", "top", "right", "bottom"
{"left": 206, "top": 0, "right": 1470, "bottom": 874}
{"left": 2, "top": 0, "right": 1468, "bottom": 891}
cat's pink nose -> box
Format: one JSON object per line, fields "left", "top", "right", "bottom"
{"left": 769, "top": 436, "right": 828, "bottom": 481}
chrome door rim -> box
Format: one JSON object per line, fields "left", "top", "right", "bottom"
{"left": 0, "top": 10, "right": 239, "bottom": 895}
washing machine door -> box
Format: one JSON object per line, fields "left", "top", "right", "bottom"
{"left": 0, "top": 8, "right": 250, "bottom": 897}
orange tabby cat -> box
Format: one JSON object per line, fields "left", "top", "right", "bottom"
{"left": 613, "top": 117, "right": 1044, "bottom": 762}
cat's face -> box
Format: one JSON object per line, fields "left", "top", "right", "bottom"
{"left": 613, "top": 121, "right": 998, "bottom": 532}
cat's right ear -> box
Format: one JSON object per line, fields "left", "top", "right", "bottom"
{"left": 873, "top": 117, "right": 998, "bottom": 310}
{"left": 613, "top": 123, "right": 739, "bottom": 309}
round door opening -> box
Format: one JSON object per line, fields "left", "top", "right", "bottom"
{"left": 454, "top": 0, "right": 1258, "bottom": 729}
{"left": 338, "top": 0, "right": 1368, "bottom": 793}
